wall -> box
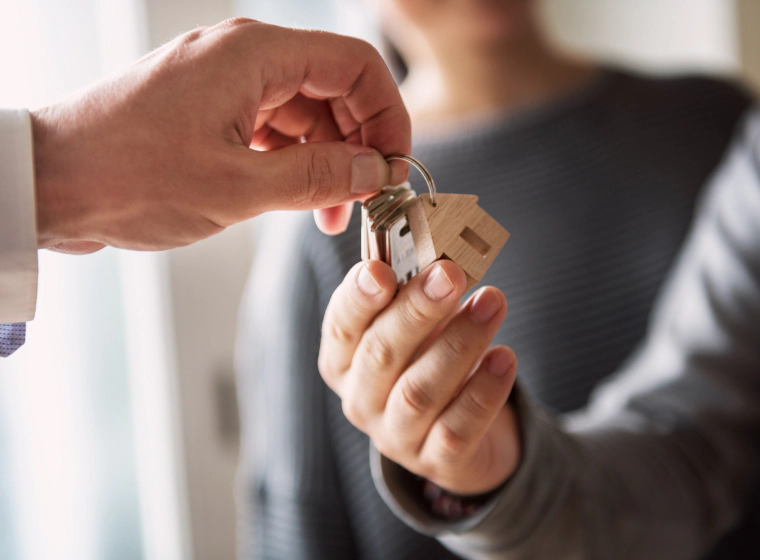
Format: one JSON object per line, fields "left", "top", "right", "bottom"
{"left": 737, "top": 0, "right": 760, "bottom": 92}
{"left": 539, "top": 0, "right": 740, "bottom": 76}
{"left": 163, "top": 224, "right": 251, "bottom": 560}
{"left": 140, "top": 3, "right": 244, "bottom": 560}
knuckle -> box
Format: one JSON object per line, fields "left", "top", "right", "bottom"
{"left": 294, "top": 148, "right": 335, "bottom": 208}
{"left": 350, "top": 36, "right": 374, "bottom": 53}
{"left": 316, "top": 350, "right": 333, "bottom": 380}
{"left": 164, "top": 28, "right": 204, "bottom": 61}
{"left": 179, "top": 27, "right": 205, "bottom": 45}
{"left": 437, "top": 333, "right": 471, "bottom": 362}
{"left": 341, "top": 398, "right": 366, "bottom": 429}
{"left": 372, "top": 429, "right": 407, "bottom": 466}
{"left": 221, "top": 16, "right": 255, "bottom": 29}
{"left": 317, "top": 352, "right": 343, "bottom": 396}
{"left": 332, "top": 35, "right": 373, "bottom": 59}
{"left": 372, "top": 434, "right": 405, "bottom": 465}
{"left": 397, "top": 296, "right": 433, "bottom": 330}
{"left": 351, "top": 37, "right": 382, "bottom": 66}
{"left": 460, "top": 389, "right": 492, "bottom": 419}
{"left": 399, "top": 376, "right": 434, "bottom": 416}
{"left": 434, "top": 422, "right": 469, "bottom": 464}
{"left": 328, "top": 320, "right": 355, "bottom": 346}
{"left": 360, "top": 333, "right": 396, "bottom": 370}
{"left": 159, "top": 27, "right": 207, "bottom": 69}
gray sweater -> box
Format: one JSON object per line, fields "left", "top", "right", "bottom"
{"left": 235, "top": 71, "right": 756, "bottom": 559}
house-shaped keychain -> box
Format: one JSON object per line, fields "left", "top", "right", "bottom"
{"left": 407, "top": 192, "right": 510, "bottom": 290}
{"left": 365, "top": 155, "right": 510, "bottom": 291}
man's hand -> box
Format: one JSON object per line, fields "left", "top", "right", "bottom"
{"left": 31, "top": 19, "right": 411, "bottom": 254}
{"left": 319, "top": 260, "right": 520, "bottom": 495}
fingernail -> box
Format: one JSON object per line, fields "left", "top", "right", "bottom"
{"left": 469, "top": 289, "right": 502, "bottom": 324}
{"left": 357, "top": 264, "right": 383, "bottom": 296}
{"left": 424, "top": 264, "right": 455, "bottom": 300}
{"left": 487, "top": 350, "right": 513, "bottom": 378}
{"left": 351, "top": 152, "right": 389, "bottom": 194}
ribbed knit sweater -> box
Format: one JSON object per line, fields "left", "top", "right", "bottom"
{"left": 235, "top": 69, "right": 753, "bottom": 559}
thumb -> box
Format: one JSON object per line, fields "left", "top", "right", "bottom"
{"left": 248, "top": 141, "right": 391, "bottom": 213}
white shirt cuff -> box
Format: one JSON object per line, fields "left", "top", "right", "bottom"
{"left": 0, "top": 109, "right": 38, "bottom": 322}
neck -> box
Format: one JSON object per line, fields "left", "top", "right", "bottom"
{"left": 401, "top": 25, "right": 595, "bottom": 127}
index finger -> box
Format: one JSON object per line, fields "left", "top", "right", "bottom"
{"left": 319, "top": 261, "right": 398, "bottom": 391}
{"left": 238, "top": 21, "right": 412, "bottom": 186}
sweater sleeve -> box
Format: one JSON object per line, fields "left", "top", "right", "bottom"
{"left": 373, "top": 107, "right": 760, "bottom": 560}
{"left": 235, "top": 212, "right": 358, "bottom": 560}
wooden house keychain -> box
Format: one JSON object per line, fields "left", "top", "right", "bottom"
{"left": 361, "top": 155, "right": 510, "bottom": 291}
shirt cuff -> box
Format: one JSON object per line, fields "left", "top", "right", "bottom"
{"left": 371, "top": 382, "right": 580, "bottom": 556}
{"left": 0, "top": 109, "right": 38, "bottom": 323}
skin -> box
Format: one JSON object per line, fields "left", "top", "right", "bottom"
{"left": 320, "top": 0, "right": 596, "bottom": 494}
{"left": 31, "top": 18, "right": 411, "bottom": 254}
{"left": 320, "top": 260, "right": 520, "bottom": 495}
{"left": 378, "top": 0, "right": 595, "bottom": 126}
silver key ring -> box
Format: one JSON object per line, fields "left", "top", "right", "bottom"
{"left": 386, "top": 154, "right": 437, "bottom": 207}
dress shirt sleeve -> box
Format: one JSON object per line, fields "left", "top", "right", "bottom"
{"left": 372, "top": 107, "right": 760, "bottom": 559}
{"left": 0, "top": 109, "right": 38, "bottom": 324}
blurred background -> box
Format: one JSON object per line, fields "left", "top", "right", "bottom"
{"left": 0, "top": 0, "right": 757, "bottom": 559}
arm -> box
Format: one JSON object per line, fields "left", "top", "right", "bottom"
{"left": 235, "top": 213, "right": 358, "bottom": 560}
{"left": 0, "top": 109, "right": 38, "bottom": 355}
{"left": 3, "top": 19, "right": 411, "bottom": 353}
{"left": 376, "top": 108, "right": 760, "bottom": 559}
{"left": 30, "top": 19, "right": 410, "bottom": 254}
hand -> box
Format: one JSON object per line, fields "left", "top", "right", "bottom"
{"left": 319, "top": 260, "right": 520, "bottom": 495}
{"left": 31, "top": 19, "right": 411, "bottom": 254}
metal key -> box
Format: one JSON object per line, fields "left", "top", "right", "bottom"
{"left": 360, "top": 155, "right": 437, "bottom": 290}
{"left": 361, "top": 182, "right": 418, "bottom": 287}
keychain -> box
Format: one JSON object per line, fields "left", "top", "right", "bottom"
{"left": 361, "top": 155, "right": 510, "bottom": 291}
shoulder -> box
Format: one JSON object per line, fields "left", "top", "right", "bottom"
{"left": 605, "top": 68, "right": 752, "bottom": 109}
{"left": 600, "top": 69, "right": 753, "bottom": 132}
{"left": 583, "top": 68, "right": 755, "bottom": 178}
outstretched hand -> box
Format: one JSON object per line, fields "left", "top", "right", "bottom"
{"left": 319, "top": 260, "right": 521, "bottom": 495}
{"left": 32, "top": 19, "right": 411, "bottom": 254}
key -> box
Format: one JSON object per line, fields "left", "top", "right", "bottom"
{"left": 361, "top": 182, "right": 418, "bottom": 288}
{"left": 361, "top": 155, "right": 510, "bottom": 292}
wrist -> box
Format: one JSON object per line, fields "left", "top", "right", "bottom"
{"left": 425, "top": 403, "right": 521, "bottom": 496}
{"left": 31, "top": 107, "right": 63, "bottom": 248}
{"left": 422, "top": 478, "right": 505, "bottom": 521}
{"left": 420, "top": 404, "right": 519, "bottom": 520}
{"left": 31, "top": 106, "right": 103, "bottom": 253}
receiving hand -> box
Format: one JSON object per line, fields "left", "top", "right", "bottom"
{"left": 31, "top": 19, "right": 411, "bottom": 254}
{"left": 319, "top": 260, "right": 520, "bottom": 495}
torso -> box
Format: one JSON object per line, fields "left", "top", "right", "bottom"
{"left": 255, "top": 69, "right": 752, "bottom": 560}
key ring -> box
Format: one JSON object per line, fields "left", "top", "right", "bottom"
{"left": 386, "top": 154, "right": 437, "bottom": 207}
